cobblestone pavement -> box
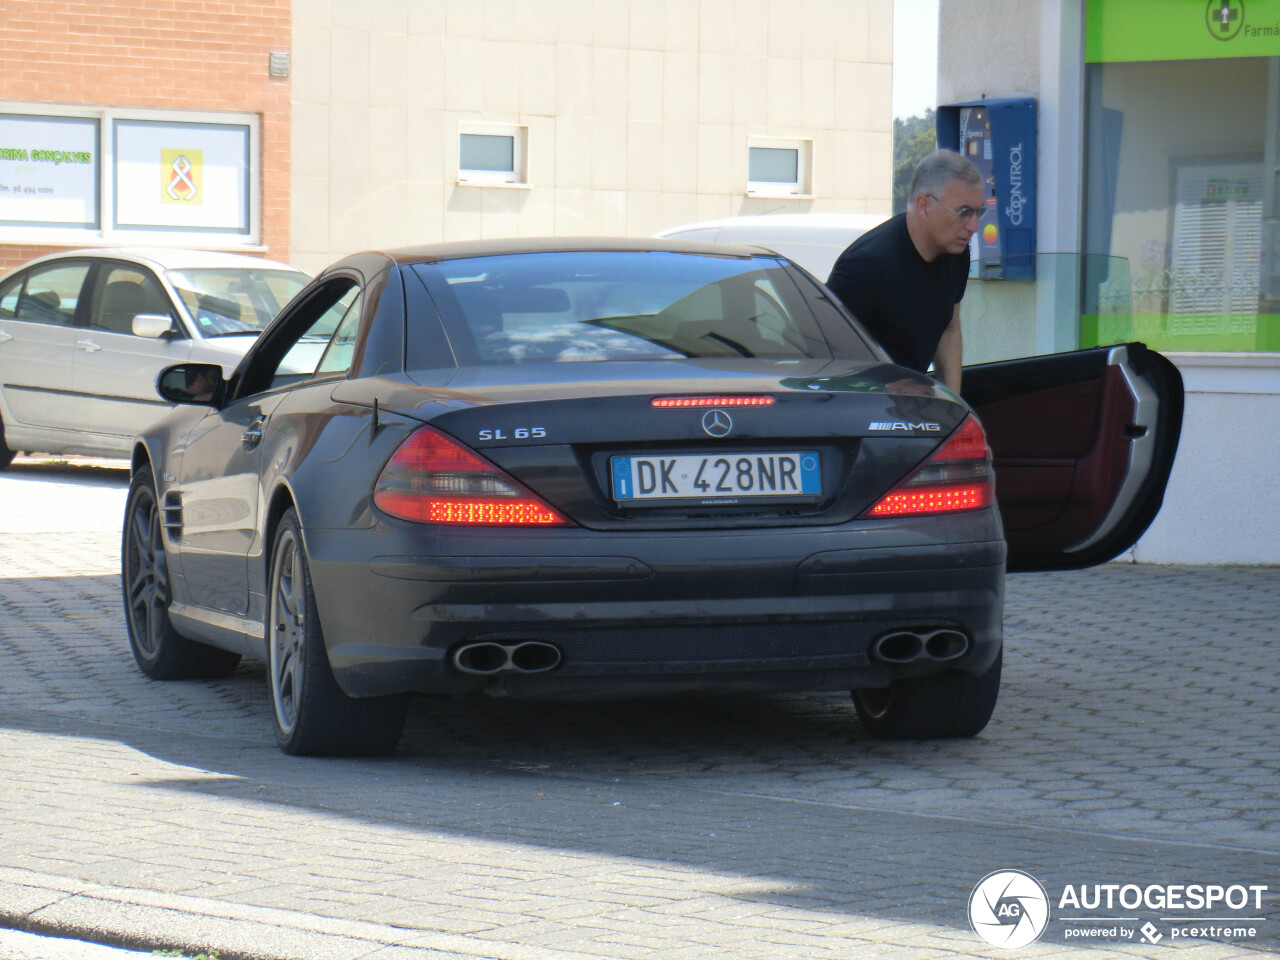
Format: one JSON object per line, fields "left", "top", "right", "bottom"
{"left": 0, "top": 456, "right": 1277, "bottom": 959}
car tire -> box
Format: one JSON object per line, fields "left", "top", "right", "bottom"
{"left": 267, "top": 508, "right": 407, "bottom": 757}
{"left": 852, "top": 647, "right": 1001, "bottom": 740}
{"left": 122, "top": 466, "right": 242, "bottom": 680}
{"left": 0, "top": 415, "right": 15, "bottom": 470}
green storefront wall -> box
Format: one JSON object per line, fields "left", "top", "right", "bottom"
{"left": 1081, "top": 0, "right": 1280, "bottom": 353}
{"left": 1086, "top": 0, "right": 1280, "bottom": 63}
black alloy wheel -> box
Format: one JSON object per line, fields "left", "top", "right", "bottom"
{"left": 267, "top": 507, "right": 406, "bottom": 756}
{"left": 852, "top": 647, "right": 1002, "bottom": 739}
{"left": 122, "top": 466, "right": 240, "bottom": 679}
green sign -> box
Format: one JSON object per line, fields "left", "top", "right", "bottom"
{"left": 1087, "top": 0, "right": 1280, "bottom": 62}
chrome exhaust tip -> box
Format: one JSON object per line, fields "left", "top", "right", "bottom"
{"left": 451, "top": 640, "right": 564, "bottom": 675}
{"left": 870, "top": 628, "right": 970, "bottom": 664}
{"left": 923, "top": 629, "right": 969, "bottom": 662}
{"left": 872, "top": 631, "right": 926, "bottom": 664}
{"left": 509, "top": 641, "right": 562, "bottom": 673}
{"left": 452, "top": 642, "right": 510, "bottom": 675}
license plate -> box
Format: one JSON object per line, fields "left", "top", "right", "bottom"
{"left": 611, "top": 452, "right": 821, "bottom": 502}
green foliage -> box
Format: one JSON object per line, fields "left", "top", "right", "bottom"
{"left": 892, "top": 109, "right": 937, "bottom": 214}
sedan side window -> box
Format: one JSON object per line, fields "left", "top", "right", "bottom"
{"left": 90, "top": 266, "right": 174, "bottom": 337}
{"left": 10, "top": 263, "right": 90, "bottom": 326}
{"left": 0, "top": 276, "right": 20, "bottom": 319}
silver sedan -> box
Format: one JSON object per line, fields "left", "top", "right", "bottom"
{"left": 0, "top": 246, "right": 308, "bottom": 465}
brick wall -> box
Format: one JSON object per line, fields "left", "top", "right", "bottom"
{"left": 0, "top": 0, "right": 291, "bottom": 274}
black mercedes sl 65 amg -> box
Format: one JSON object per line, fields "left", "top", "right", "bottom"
{"left": 121, "top": 239, "right": 1182, "bottom": 755}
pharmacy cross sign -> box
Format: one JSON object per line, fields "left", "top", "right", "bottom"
{"left": 1207, "top": 0, "right": 1245, "bottom": 40}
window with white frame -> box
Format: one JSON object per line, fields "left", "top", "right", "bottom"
{"left": 0, "top": 106, "right": 259, "bottom": 246}
{"left": 458, "top": 123, "right": 528, "bottom": 186}
{"left": 747, "top": 137, "right": 813, "bottom": 198}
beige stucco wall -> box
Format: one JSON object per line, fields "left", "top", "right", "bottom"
{"left": 289, "top": 0, "right": 892, "bottom": 273}
{"left": 938, "top": 0, "right": 1040, "bottom": 106}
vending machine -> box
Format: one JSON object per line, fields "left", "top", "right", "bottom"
{"left": 936, "top": 98, "right": 1037, "bottom": 280}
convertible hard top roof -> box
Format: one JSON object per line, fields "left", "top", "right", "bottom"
{"left": 373, "top": 236, "right": 776, "bottom": 265}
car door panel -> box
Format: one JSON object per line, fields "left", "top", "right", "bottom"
{"left": 171, "top": 272, "right": 370, "bottom": 619}
{"left": 68, "top": 262, "right": 191, "bottom": 448}
{"left": 962, "top": 343, "right": 1183, "bottom": 572}
{"left": 169, "top": 393, "right": 285, "bottom": 616}
{"left": 0, "top": 261, "right": 90, "bottom": 444}
{"left": 70, "top": 330, "right": 191, "bottom": 439}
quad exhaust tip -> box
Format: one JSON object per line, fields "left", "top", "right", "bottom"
{"left": 871, "top": 628, "right": 970, "bottom": 665}
{"left": 451, "top": 640, "right": 563, "bottom": 676}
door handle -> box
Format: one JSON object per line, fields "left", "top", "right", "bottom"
{"left": 75, "top": 339, "right": 102, "bottom": 353}
{"left": 242, "top": 417, "right": 265, "bottom": 448}
{"left": 0, "top": 329, "right": 12, "bottom": 343}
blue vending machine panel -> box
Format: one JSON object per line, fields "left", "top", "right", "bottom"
{"left": 937, "top": 98, "right": 1036, "bottom": 281}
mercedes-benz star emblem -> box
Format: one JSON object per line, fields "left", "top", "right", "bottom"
{"left": 702, "top": 409, "right": 733, "bottom": 438}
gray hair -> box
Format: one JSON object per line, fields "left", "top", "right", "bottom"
{"left": 908, "top": 149, "right": 983, "bottom": 203}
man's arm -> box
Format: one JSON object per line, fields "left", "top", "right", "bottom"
{"left": 933, "top": 305, "right": 963, "bottom": 393}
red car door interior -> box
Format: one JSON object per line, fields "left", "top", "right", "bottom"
{"left": 962, "top": 343, "right": 1184, "bottom": 572}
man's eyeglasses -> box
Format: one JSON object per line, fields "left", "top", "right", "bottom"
{"left": 926, "top": 194, "right": 983, "bottom": 223}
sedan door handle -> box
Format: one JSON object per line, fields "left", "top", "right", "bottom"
{"left": 0, "top": 329, "right": 12, "bottom": 343}
{"left": 75, "top": 339, "right": 103, "bottom": 353}
{"left": 242, "top": 417, "right": 265, "bottom": 448}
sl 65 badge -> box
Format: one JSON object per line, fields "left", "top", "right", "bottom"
{"left": 478, "top": 426, "right": 546, "bottom": 441}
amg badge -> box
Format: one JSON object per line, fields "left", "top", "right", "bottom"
{"left": 868, "top": 421, "right": 942, "bottom": 432}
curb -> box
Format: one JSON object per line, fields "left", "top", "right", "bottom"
{"left": 0, "top": 868, "right": 596, "bottom": 960}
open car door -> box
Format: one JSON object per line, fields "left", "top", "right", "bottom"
{"left": 961, "top": 342, "right": 1184, "bottom": 572}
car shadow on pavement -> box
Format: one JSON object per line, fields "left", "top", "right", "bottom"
{"left": 3, "top": 567, "right": 1280, "bottom": 951}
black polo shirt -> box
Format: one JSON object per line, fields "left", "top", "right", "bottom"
{"left": 825, "top": 213, "right": 969, "bottom": 373}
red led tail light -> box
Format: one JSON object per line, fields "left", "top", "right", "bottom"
{"left": 374, "top": 427, "right": 570, "bottom": 526}
{"left": 864, "top": 415, "right": 994, "bottom": 518}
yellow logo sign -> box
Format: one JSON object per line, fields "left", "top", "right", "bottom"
{"left": 162, "top": 148, "right": 202, "bottom": 204}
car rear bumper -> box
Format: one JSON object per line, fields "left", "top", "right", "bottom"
{"left": 303, "top": 520, "right": 1006, "bottom": 699}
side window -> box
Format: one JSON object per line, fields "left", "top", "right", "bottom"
{"left": 314, "top": 294, "right": 364, "bottom": 377}
{"left": 90, "top": 266, "right": 174, "bottom": 336}
{"left": 753, "top": 278, "right": 794, "bottom": 348}
{"left": 0, "top": 275, "right": 21, "bottom": 319}
{"left": 276, "top": 286, "right": 360, "bottom": 378}
{"left": 12, "top": 263, "right": 90, "bottom": 327}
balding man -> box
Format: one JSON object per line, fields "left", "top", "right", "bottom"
{"left": 826, "top": 149, "right": 983, "bottom": 393}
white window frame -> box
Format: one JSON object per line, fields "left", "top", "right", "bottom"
{"left": 457, "top": 121, "right": 529, "bottom": 188}
{"left": 747, "top": 136, "right": 814, "bottom": 199}
{"left": 0, "top": 102, "right": 262, "bottom": 249}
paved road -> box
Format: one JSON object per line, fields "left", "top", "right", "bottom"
{"left": 0, "top": 456, "right": 1277, "bottom": 959}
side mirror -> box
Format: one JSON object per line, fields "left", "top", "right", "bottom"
{"left": 133, "top": 313, "right": 177, "bottom": 339}
{"left": 157, "top": 362, "right": 225, "bottom": 405}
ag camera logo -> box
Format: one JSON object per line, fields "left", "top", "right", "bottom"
{"left": 969, "top": 869, "right": 1050, "bottom": 949}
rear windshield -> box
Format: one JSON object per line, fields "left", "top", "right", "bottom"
{"left": 412, "top": 251, "right": 837, "bottom": 364}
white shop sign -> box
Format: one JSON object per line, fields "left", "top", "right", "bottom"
{"left": 0, "top": 114, "right": 99, "bottom": 228}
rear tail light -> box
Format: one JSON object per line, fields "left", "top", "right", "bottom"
{"left": 374, "top": 427, "right": 571, "bottom": 526}
{"left": 863, "top": 415, "right": 994, "bottom": 518}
